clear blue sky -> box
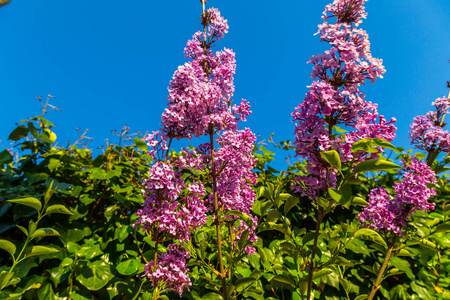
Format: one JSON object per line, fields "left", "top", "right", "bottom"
{"left": 0, "top": 0, "right": 449, "bottom": 169}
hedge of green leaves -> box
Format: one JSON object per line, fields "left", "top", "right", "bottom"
{"left": 0, "top": 99, "right": 449, "bottom": 300}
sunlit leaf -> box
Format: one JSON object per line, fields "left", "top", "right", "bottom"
{"left": 354, "top": 228, "right": 387, "bottom": 248}
{"left": 7, "top": 197, "right": 42, "bottom": 213}
{"left": 0, "top": 239, "right": 16, "bottom": 257}
{"left": 355, "top": 159, "right": 401, "bottom": 173}
{"left": 45, "top": 204, "right": 73, "bottom": 215}
{"left": 26, "top": 245, "right": 59, "bottom": 258}
{"left": 320, "top": 150, "right": 341, "bottom": 171}
{"left": 76, "top": 260, "right": 115, "bottom": 291}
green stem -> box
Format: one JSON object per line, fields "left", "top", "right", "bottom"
{"left": 306, "top": 209, "right": 324, "bottom": 300}
{"left": 209, "top": 129, "right": 228, "bottom": 300}
{"left": 367, "top": 236, "right": 398, "bottom": 300}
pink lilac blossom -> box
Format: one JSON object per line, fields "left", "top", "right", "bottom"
{"left": 135, "top": 6, "right": 259, "bottom": 294}
{"left": 358, "top": 157, "right": 436, "bottom": 235}
{"left": 213, "top": 128, "right": 259, "bottom": 254}
{"left": 409, "top": 97, "right": 450, "bottom": 153}
{"left": 292, "top": 0, "right": 396, "bottom": 200}
{"left": 133, "top": 161, "right": 208, "bottom": 242}
{"left": 161, "top": 8, "right": 248, "bottom": 140}
{"left": 322, "top": 0, "right": 367, "bottom": 25}
{"left": 145, "top": 244, "right": 191, "bottom": 296}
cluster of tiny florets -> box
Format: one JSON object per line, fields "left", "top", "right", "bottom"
{"left": 135, "top": 6, "right": 258, "bottom": 296}
{"left": 409, "top": 96, "right": 450, "bottom": 154}
{"left": 358, "top": 157, "right": 436, "bottom": 235}
{"left": 292, "top": 0, "right": 396, "bottom": 199}
{"left": 145, "top": 244, "right": 191, "bottom": 296}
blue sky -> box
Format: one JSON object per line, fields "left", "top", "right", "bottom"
{"left": 0, "top": 0, "right": 449, "bottom": 169}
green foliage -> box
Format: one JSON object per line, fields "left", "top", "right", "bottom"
{"left": 1, "top": 105, "right": 450, "bottom": 299}
{"left": 0, "top": 111, "right": 153, "bottom": 299}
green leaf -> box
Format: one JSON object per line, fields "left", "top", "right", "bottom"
{"left": 284, "top": 196, "right": 299, "bottom": 214}
{"left": 320, "top": 150, "right": 341, "bottom": 171}
{"left": 270, "top": 274, "right": 296, "bottom": 287}
{"left": 0, "top": 150, "right": 13, "bottom": 164}
{"left": 267, "top": 210, "right": 281, "bottom": 222}
{"left": 328, "top": 188, "right": 342, "bottom": 202}
{"left": 225, "top": 210, "right": 254, "bottom": 228}
{"left": 4, "top": 277, "right": 20, "bottom": 289}
{"left": 28, "top": 220, "right": 38, "bottom": 237}
{"left": 7, "top": 197, "right": 42, "bottom": 213}
{"left": 76, "top": 260, "right": 115, "bottom": 291}
{"left": 414, "top": 152, "right": 427, "bottom": 160}
{"left": 352, "top": 138, "right": 400, "bottom": 154}
{"left": 258, "top": 222, "right": 289, "bottom": 235}
{"left": 24, "top": 172, "right": 49, "bottom": 185}
{"left": 44, "top": 181, "right": 55, "bottom": 205}
{"left": 351, "top": 197, "right": 368, "bottom": 206}
{"left": 43, "top": 129, "right": 57, "bottom": 144}
{"left": 133, "top": 137, "right": 148, "bottom": 151}
{"left": 33, "top": 228, "right": 60, "bottom": 239}
{"left": 201, "top": 293, "right": 224, "bottom": 300}
{"left": 0, "top": 239, "right": 16, "bottom": 257}
{"left": 116, "top": 259, "right": 141, "bottom": 276}
{"left": 355, "top": 159, "right": 402, "bottom": 173}
{"left": 235, "top": 277, "right": 256, "bottom": 288}
{"left": 26, "top": 245, "right": 59, "bottom": 258}
{"left": 90, "top": 169, "right": 121, "bottom": 180}
{"left": 0, "top": 0, "right": 10, "bottom": 8}
{"left": 104, "top": 205, "right": 119, "bottom": 222}
{"left": 238, "top": 230, "right": 249, "bottom": 250}
{"left": 354, "top": 228, "right": 387, "bottom": 248}
{"left": 8, "top": 126, "right": 28, "bottom": 141}
{"left": 45, "top": 204, "right": 73, "bottom": 215}
{"left": 303, "top": 232, "right": 315, "bottom": 245}
{"left": 0, "top": 271, "right": 14, "bottom": 290}
{"left": 17, "top": 225, "right": 28, "bottom": 236}
{"left": 434, "top": 224, "right": 450, "bottom": 233}
{"left": 420, "top": 239, "right": 437, "bottom": 250}
{"left": 312, "top": 268, "right": 332, "bottom": 280}
{"left": 37, "top": 282, "right": 56, "bottom": 300}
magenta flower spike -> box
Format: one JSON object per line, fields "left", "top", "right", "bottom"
{"left": 409, "top": 96, "right": 450, "bottom": 155}
{"left": 292, "top": 0, "right": 396, "bottom": 199}
{"left": 358, "top": 157, "right": 437, "bottom": 235}
{"left": 133, "top": 5, "right": 258, "bottom": 296}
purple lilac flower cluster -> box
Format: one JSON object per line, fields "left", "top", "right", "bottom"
{"left": 214, "top": 128, "right": 258, "bottom": 254}
{"left": 134, "top": 7, "right": 258, "bottom": 295}
{"left": 409, "top": 96, "right": 450, "bottom": 154}
{"left": 145, "top": 245, "right": 192, "bottom": 296}
{"left": 358, "top": 157, "right": 436, "bottom": 235}
{"left": 162, "top": 7, "right": 250, "bottom": 140}
{"left": 292, "top": 0, "right": 396, "bottom": 200}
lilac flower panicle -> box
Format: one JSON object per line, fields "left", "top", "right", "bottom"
{"left": 133, "top": 161, "right": 208, "bottom": 242}
{"left": 135, "top": 6, "right": 259, "bottom": 295}
{"left": 358, "top": 157, "right": 437, "bottom": 235}
{"left": 323, "top": 0, "right": 368, "bottom": 25}
{"left": 409, "top": 96, "right": 450, "bottom": 153}
{"left": 292, "top": 0, "right": 396, "bottom": 199}
{"left": 357, "top": 187, "right": 404, "bottom": 235}
{"left": 145, "top": 244, "right": 191, "bottom": 296}
{"left": 162, "top": 8, "right": 237, "bottom": 140}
